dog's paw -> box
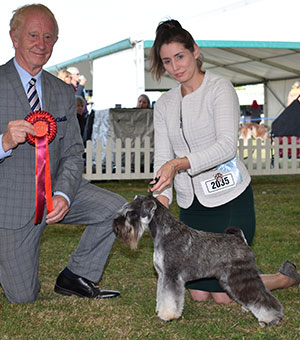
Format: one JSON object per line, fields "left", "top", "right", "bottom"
{"left": 259, "top": 316, "right": 282, "bottom": 327}
{"left": 157, "top": 308, "right": 181, "bottom": 322}
{"left": 241, "top": 305, "right": 249, "bottom": 313}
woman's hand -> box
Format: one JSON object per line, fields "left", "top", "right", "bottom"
{"left": 149, "top": 161, "right": 176, "bottom": 193}
{"left": 150, "top": 157, "right": 190, "bottom": 193}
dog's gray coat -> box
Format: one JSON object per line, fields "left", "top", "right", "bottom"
{"left": 113, "top": 194, "right": 283, "bottom": 326}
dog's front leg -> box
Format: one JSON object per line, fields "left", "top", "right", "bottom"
{"left": 156, "top": 274, "right": 185, "bottom": 322}
{"left": 156, "top": 273, "right": 163, "bottom": 314}
{"left": 154, "top": 252, "right": 164, "bottom": 314}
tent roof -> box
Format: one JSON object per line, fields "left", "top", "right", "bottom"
{"left": 145, "top": 40, "right": 300, "bottom": 86}
{"left": 46, "top": 38, "right": 300, "bottom": 86}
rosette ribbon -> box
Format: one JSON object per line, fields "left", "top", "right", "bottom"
{"left": 25, "top": 111, "right": 57, "bottom": 224}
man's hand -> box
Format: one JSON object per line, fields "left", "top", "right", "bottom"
{"left": 46, "top": 195, "right": 70, "bottom": 224}
{"left": 2, "top": 120, "right": 36, "bottom": 151}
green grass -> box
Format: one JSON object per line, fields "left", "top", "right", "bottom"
{"left": 0, "top": 176, "right": 299, "bottom": 340}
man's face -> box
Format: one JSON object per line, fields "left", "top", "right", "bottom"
{"left": 10, "top": 11, "right": 58, "bottom": 75}
{"left": 71, "top": 69, "right": 80, "bottom": 84}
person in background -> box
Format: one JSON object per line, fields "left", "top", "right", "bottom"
{"left": 250, "top": 99, "right": 261, "bottom": 124}
{"left": 287, "top": 80, "right": 300, "bottom": 106}
{"left": 149, "top": 19, "right": 300, "bottom": 305}
{"left": 76, "top": 95, "right": 86, "bottom": 137}
{"left": 136, "top": 94, "right": 151, "bottom": 108}
{"left": 67, "top": 66, "right": 88, "bottom": 116}
{"left": 0, "top": 4, "right": 126, "bottom": 304}
{"left": 57, "top": 69, "right": 72, "bottom": 85}
{"left": 67, "top": 66, "right": 87, "bottom": 98}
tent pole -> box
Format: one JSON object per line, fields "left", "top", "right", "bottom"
{"left": 265, "top": 82, "right": 286, "bottom": 113}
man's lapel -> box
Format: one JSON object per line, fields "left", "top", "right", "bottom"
{"left": 5, "top": 59, "right": 32, "bottom": 117}
{"left": 41, "top": 71, "right": 51, "bottom": 112}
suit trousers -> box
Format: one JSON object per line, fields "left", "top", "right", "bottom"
{"left": 0, "top": 180, "right": 126, "bottom": 303}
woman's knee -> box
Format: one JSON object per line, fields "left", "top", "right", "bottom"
{"left": 189, "top": 289, "right": 211, "bottom": 301}
{"left": 212, "top": 292, "right": 233, "bottom": 305}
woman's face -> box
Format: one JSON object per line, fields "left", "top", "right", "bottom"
{"left": 137, "top": 96, "right": 149, "bottom": 108}
{"left": 76, "top": 101, "right": 84, "bottom": 115}
{"left": 160, "top": 41, "right": 200, "bottom": 85}
{"left": 64, "top": 74, "right": 72, "bottom": 84}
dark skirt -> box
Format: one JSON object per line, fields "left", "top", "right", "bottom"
{"left": 180, "top": 184, "right": 256, "bottom": 292}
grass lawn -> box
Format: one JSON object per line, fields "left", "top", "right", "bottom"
{"left": 0, "top": 175, "right": 299, "bottom": 339}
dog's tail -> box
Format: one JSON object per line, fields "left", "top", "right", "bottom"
{"left": 225, "top": 227, "right": 248, "bottom": 245}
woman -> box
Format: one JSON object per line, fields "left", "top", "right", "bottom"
{"left": 57, "top": 69, "right": 72, "bottom": 84}
{"left": 250, "top": 99, "right": 261, "bottom": 124}
{"left": 149, "top": 19, "right": 299, "bottom": 304}
{"left": 137, "top": 94, "right": 151, "bottom": 108}
{"left": 75, "top": 95, "right": 86, "bottom": 137}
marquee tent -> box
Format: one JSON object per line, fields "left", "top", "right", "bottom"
{"left": 46, "top": 38, "right": 300, "bottom": 118}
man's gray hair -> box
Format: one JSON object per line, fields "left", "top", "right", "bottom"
{"left": 10, "top": 4, "right": 59, "bottom": 38}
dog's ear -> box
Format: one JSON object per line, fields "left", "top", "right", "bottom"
{"left": 140, "top": 199, "right": 157, "bottom": 224}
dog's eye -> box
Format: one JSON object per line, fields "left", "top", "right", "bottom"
{"left": 128, "top": 210, "right": 138, "bottom": 220}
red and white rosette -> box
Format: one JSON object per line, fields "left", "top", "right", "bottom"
{"left": 25, "top": 111, "right": 57, "bottom": 224}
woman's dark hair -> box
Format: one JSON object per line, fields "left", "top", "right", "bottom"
{"left": 150, "top": 19, "right": 202, "bottom": 81}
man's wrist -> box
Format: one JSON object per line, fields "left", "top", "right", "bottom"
{"left": 53, "top": 191, "right": 70, "bottom": 206}
{"left": 0, "top": 134, "right": 12, "bottom": 159}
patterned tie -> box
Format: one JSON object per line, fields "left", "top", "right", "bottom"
{"left": 27, "top": 78, "right": 41, "bottom": 111}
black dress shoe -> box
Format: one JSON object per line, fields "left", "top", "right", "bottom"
{"left": 54, "top": 271, "right": 120, "bottom": 298}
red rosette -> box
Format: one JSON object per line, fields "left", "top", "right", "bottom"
{"left": 24, "top": 110, "right": 57, "bottom": 224}
{"left": 25, "top": 110, "right": 57, "bottom": 145}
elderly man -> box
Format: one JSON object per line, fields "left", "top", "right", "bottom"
{"left": 67, "top": 66, "right": 88, "bottom": 116}
{"left": 67, "top": 67, "right": 86, "bottom": 93}
{"left": 0, "top": 4, "right": 126, "bottom": 303}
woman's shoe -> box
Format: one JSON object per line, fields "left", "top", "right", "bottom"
{"left": 279, "top": 261, "right": 300, "bottom": 286}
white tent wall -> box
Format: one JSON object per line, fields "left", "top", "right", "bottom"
{"left": 92, "top": 41, "right": 145, "bottom": 110}
{"left": 144, "top": 58, "right": 178, "bottom": 90}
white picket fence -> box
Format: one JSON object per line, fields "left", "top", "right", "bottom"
{"left": 83, "top": 136, "right": 300, "bottom": 180}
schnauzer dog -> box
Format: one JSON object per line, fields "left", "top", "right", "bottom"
{"left": 113, "top": 194, "right": 283, "bottom": 327}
